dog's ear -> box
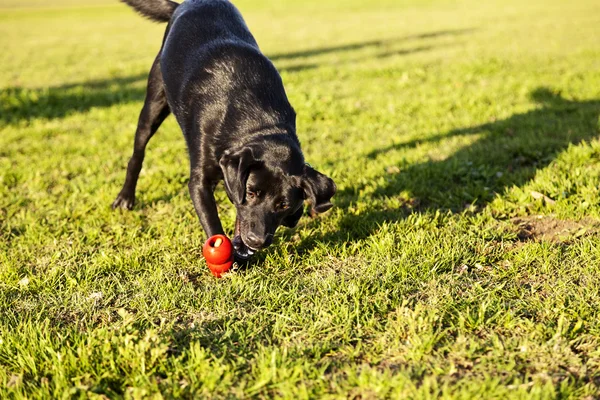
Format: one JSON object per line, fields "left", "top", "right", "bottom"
{"left": 219, "top": 147, "right": 257, "bottom": 205}
{"left": 301, "top": 164, "right": 336, "bottom": 214}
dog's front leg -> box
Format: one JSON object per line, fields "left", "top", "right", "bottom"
{"left": 188, "top": 173, "right": 224, "bottom": 238}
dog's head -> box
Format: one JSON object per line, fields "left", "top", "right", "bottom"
{"left": 219, "top": 142, "right": 335, "bottom": 257}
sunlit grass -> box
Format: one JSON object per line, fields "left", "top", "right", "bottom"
{"left": 1, "top": 0, "right": 600, "bottom": 397}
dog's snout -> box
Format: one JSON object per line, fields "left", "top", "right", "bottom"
{"left": 245, "top": 232, "right": 273, "bottom": 249}
{"left": 245, "top": 232, "right": 264, "bottom": 249}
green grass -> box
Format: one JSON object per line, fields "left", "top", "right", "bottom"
{"left": 2, "top": 0, "right": 600, "bottom": 397}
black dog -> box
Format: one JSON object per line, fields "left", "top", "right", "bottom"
{"left": 113, "top": 0, "right": 336, "bottom": 260}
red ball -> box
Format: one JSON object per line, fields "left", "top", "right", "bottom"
{"left": 206, "top": 260, "right": 233, "bottom": 278}
{"left": 202, "top": 234, "right": 234, "bottom": 277}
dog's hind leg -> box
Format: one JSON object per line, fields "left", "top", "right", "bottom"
{"left": 112, "top": 55, "right": 170, "bottom": 210}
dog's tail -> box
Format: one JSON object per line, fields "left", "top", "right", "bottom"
{"left": 120, "top": 0, "right": 179, "bottom": 23}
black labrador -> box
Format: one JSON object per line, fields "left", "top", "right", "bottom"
{"left": 113, "top": 0, "right": 336, "bottom": 260}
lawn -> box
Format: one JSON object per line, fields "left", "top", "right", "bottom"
{"left": 1, "top": 0, "right": 600, "bottom": 398}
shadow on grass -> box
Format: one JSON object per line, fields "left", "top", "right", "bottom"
{"left": 0, "top": 73, "right": 150, "bottom": 125}
{"left": 0, "top": 64, "right": 321, "bottom": 126}
{"left": 269, "top": 28, "right": 474, "bottom": 61}
{"left": 291, "top": 88, "right": 600, "bottom": 251}
{"left": 273, "top": 28, "right": 474, "bottom": 73}
{"left": 1, "top": 28, "right": 474, "bottom": 125}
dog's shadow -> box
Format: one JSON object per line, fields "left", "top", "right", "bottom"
{"left": 284, "top": 87, "right": 600, "bottom": 253}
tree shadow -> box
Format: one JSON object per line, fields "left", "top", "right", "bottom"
{"left": 1, "top": 28, "right": 475, "bottom": 125}
{"left": 269, "top": 43, "right": 445, "bottom": 75}
{"left": 291, "top": 87, "right": 600, "bottom": 251}
{"left": 0, "top": 66, "right": 320, "bottom": 126}
{"left": 0, "top": 73, "right": 148, "bottom": 125}
{"left": 268, "top": 28, "right": 475, "bottom": 61}
{"left": 271, "top": 28, "right": 475, "bottom": 73}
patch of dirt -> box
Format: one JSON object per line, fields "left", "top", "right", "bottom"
{"left": 511, "top": 215, "right": 599, "bottom": 243}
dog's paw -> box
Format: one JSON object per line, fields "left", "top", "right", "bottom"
{"left": 111, "top": 192, "right": 135, "bottom": 210}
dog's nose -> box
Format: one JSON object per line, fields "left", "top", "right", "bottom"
{"left": 245, "top": 232, "right": 266, "bottom": 249}
{"left": 245, "top": 232, "right": 273, "bottom": 250}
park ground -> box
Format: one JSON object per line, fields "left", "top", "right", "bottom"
{"left": 1, "top": 0, "right": 600, "bottom": 398}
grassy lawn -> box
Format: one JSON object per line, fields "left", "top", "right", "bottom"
{"left": 2, "top": 0, "right": 600, "bottom": 397}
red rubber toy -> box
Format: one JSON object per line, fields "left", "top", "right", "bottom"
{"left": 202, "top": 234, "right": 234, "bottom": 278}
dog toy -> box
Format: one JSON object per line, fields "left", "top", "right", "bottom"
{"left": 202, "top": 234, "right": 234, "bottom": 277}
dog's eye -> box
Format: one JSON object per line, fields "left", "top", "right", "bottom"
{"left": 277, "top": 201, "right": 289, "bottom": 210}
{"left": 247, "top": 190, "right": 259, "bottom": 200}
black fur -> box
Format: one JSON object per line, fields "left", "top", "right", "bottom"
{"left": 114, "top": 0, "right": 336, "bottom": 260}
